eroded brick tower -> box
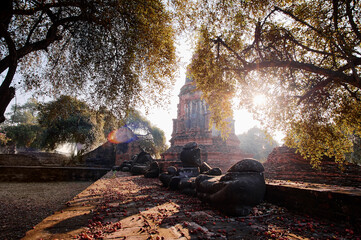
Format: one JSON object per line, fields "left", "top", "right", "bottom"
{"left": 161, "top": 75, "right": 251, "bottom": 171}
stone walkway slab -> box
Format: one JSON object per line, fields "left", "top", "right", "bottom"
{"left": 24, "top": 171, "right": 360, "bottom": 240}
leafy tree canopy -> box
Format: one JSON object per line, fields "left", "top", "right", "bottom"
{"left": 187, "top": 0, "right": 361, "bottom": 167}
{"left": 0, "top": 128, "right": 11, "bottom": 146}
{"left": 37, "top": 95, "right": 98, "bottom": 151}
{"left": 237, "top": 127, "right": 279, "bottom": 162}
{"left": 6, "top": 97, "right": 39, "bottom": 125}
{"left": 0, "top": 0, "right": 177, "bottom": 123}
{"left": 2, "top": 98, "right": 42, "bottom": 148}
{"left": 3, "top": 124, "right": 43, "bottom": 148}
{"left": 3, "top": 96, "right": 167, "bottom": 157}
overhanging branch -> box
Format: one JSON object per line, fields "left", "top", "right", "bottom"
{"left": 274, "top": 6, "right": 346, "bottom": 56}
{"left": 211, "top": 37, "right": 248, "bottom": 66}
{"left": 0, "top": 15, "right": 84, "bottom": 74}
{"left": 341, "top": 83, "right": 361, "bottom": 101}
{"left": 297, "top": 78, "right": 332, "bottom": 104}
{"left": 240, "top": 60, "right": 357, "bottom": 87}
{"left": 345, "top": 0, "right": 361, "bottom": 42}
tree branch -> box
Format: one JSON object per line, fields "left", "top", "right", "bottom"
{"left": 297, "top": 78, "right": 332, "bottom": 104}
{"left": 211, "top": 37, "right": 248, "bottom": 66}
{"left": 284, "top": 31, "right": 343, "bottom": 58}
{"left": 0, "top": 24, "right": 17, "bottom": 90}
{"left": 338, "top": 57, "right": 361, "bottom": 71}
{"left": 345, "top": 0, "right": 361, "bottom": 42}
{"left": 0, "top": 15, "right": 84, "bottom": 74}
{"left": 26, "top": 11, "right": 45, "bottom": 45}
{"left": 254, "top": 22, "right": 264, "bottom": 61}
{"left": 341, "top": 83, "right": 361, "bottom": 101}
{"left": 0, "top": 0, "right": 13, "bottom": 32}
{"left": 274, "top": 6, "right": 322, "bottom": 36}
{"left": 274, "top": 6, "right": 346, "bottom": 57}
{"left": 0, "top": 21, "right": 17, "bottom": 123}
{"left": 239, "top": 60, "right": 359, "bottom": 88}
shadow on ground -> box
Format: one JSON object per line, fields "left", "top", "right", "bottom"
{"left": 24, "top": 171, "right": 360, "bottom": 240}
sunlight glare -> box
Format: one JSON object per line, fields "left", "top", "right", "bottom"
{"left": 253, "top": 94, "right": 267, "bottom": 106}
{"left": 107, "top": 126, "right": 138, "bottom": 144}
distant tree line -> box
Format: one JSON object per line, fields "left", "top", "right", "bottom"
{"left": 237, "top": 127, "right": 279, "bottom": 162}
{"left": 1, "top": 96, "right": 167, "bottom": 158}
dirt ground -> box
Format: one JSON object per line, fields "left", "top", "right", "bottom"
{"left": 0, "top": 181, "right": 93, "bottom": 240}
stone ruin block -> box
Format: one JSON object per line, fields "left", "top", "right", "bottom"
{"left": 159, "top": 142, "right": 266, "bottom": 216}
{"left": 119, "top": 151, "right": 160, "bottom": 178}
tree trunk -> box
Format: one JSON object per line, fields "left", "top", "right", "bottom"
{"left": 0, "top": 87, "right": 15, "bottom": 123}
{"left": 0, "top": 0, "right": 15, "bottom": 123}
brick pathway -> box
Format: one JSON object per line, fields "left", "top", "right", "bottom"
{"left": 24, "top": 171, "right": 360, "bottom": 240}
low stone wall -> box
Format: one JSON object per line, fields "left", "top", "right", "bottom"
{"left": 0, "top": 166, "right": 110, "bottom": 182}
{"left": 0, "top": 153, "right": 70, "bottom": 166}
{"left": 264, "top": 146, "right": 361, "bottom": 187}
{"left": 265, "top": 181, "right": 361, "bottom": 225}
{"left": 0, "top": 154, "right": 41, "bottom": 166}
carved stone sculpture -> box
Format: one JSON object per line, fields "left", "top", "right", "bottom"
{"left": 159, "top": 142, "right": 202, "bottom": 189}
{"left": 144, "top": 161, "right": 160, "bottom": 178}
{"left": 159, "top": 166, "right": 178, "bottom": 187}
{"left": 119, "top": 160, "right": 133, "bottom": 172}
{"left": 180, "top": 142, "right": 202, "bottom": 167}
{"left": 122, "top": 151, "right": 154, "bottom": 176}
{"left": 195, "top": 159, "right": 266, "bottom": 216}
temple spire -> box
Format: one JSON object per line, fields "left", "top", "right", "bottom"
{"left": 161, "top": 68, "right": 251, "bottom": 171}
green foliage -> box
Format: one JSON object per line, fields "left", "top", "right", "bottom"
{"left": 0, "top": 130, "right": 11, "bottom": 146}
{"left": 37, "top": 96, "right": 98, "bottom": 151}
{"left": 98, "top": 107, "right": 123, "bottom": 138}
{"left": 1, "top": 0, "right": 177, "bottom": 122}
{"left": 3, "top": 124, "right": 43, "bottom": 148}
{"left": 237, "top": 127, "right": 279, "bottom": 162}
{"left": 6, "top": 98, "right": 39, "bottom": 125}
{"left": 2, "top": 98, "right": 41, "bottom": 148}
{"left": 187, "top": 0, "right": 361, "bottom": 168}
{"left": 2, "top": 95, "right": 168, "bottom": 157}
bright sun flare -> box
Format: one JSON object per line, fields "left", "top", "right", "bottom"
{"left": 253, "top": 94, "right": 267, "bottom": 106}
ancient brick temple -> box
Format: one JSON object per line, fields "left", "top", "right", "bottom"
{"left": 161, "top": 76, "right": 251, "bottom": 171}
{"left": 83, "top": 140, "right": 143, "bottom": 168}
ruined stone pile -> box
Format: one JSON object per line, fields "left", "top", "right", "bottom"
{"left": 264, "top": 146, "right": 361, "bottom": 187}
{"left": 159, "top": 142, "right": 266, "bottom": 216}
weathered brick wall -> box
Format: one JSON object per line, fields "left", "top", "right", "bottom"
{"left": 206, "top": 152, "right": 253, "bottom": 172}
{"left": 264, "top": 146, "right": 361, "bottom": 187}
{"left": 265, "top": 181, "right": 361, "bottom": 225}
{"left": 82, "top": 140, "right": 143, "bottom": 167}
{"left": 0, "top": 152, "right": 69, "bottom": 166}
{"left": 0, "top": 166, "right": 109, "bottom": 182}
{"left": 82, "top": 142, "right": 116, "bottom": 167}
